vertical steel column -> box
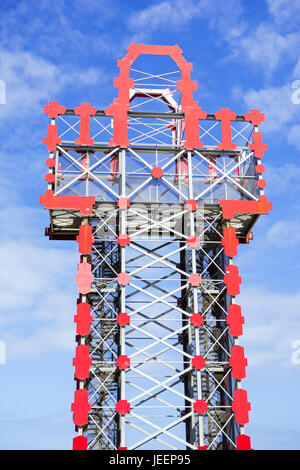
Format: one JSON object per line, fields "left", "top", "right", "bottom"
{"left": 119, "top": 149, "right": 127, "bottom": 448}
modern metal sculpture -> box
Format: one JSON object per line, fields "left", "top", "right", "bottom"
{"left": 40, "top": 44, "right": 272, "bottom": 450}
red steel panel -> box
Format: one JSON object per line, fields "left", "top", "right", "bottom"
{"left": 235, "top": 434, "right": 253, "bottom": 450}
{"left": 221, "top": 227, "right": 239, "bottom": 257}
{"left": 249, "top": 131, "right": 268, "bottom": 158}
{"left": 76, "top": 225, "right": 94, "bottom": 254}
{"left": 229, "top": 345, "right": 248, "bottom": 380}
{"left": 71, "top": 389, "right": 91, "bottom": 426}
{"left": 74, "top": 303, "right": 93, "bottom": 336}
{"left": 75, "top": 262, "right": 94, "bottom": 294}
{"left": 224, "top": 265, "right": 242, "bottom": 296}
{"left": 73, "top": 345, "right": 92, "bottom": 380}
{"left": 226, "top": 304, "right": 244, "bottom": 337}
{"left": 72, "top": 435, "right": 88, "bottom": 450}
{"left": 232, "top": 389, "right": 251, "bottom": 425}
{"left": 42, "top": 125, "right": 62, "bottom": 152}
{"left": 74, "top": 103, "right": 97, "bottom": 145}
{"left": 215, "top": 108, "right": 237, "bottom": 150}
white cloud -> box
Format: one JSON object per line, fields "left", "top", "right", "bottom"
{"left": 127, "top": 0, "right": 245, "bottom": 42}
{"left": 0, "top": 204, "right": 78, "bottom": 358}
{"left": 266, "top": 219, "right": 300, "bottom": 246}
{"left": 127, "top": 0, "right": 199, "bottom": 31}
{"left": 287, "top": 124, "right": 300, "bottom": 149}
{"left": 267, "top": 0, "right": 300, "bottom": 29}
{"left": 218, "top": 2, "right": 300, "bottom": 75}
{"left": 238, "top": 24, "right": 298, "bottom": 74}
{"left": 235, "top": 83, "right": 299, "bottom": 136}
{"left": 266, "top": 162, "right": 300, "bottom": 194}
{"left": 240, "top": 286, "right": 300, "bottom": 368}
{"left": 0, "top": 48, "right": 106, "bottom": 119}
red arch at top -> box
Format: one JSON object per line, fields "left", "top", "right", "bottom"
{"left": 105, "top": 43, "right": 207, "bottom": 149}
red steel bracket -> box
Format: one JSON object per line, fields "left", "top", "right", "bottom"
{"left": 189, "top": 273, "right": 202, "bottom": 287}
{"left": 117, "top": 272, "right": 130, "bottom": 286}
{"left": 255, "top": 164, "right": 265, "bottom": 174}
{"left": 44, "top": 101, "right": 66, "bottom": 118}
{"left": 257, "top": 179, "right": 266, "bottom": 189}
{"left": 116, "top": 400, "right": 130, "bottom": 415}
{"left": 185, "top": 199, "right": 198, "bottom": 211}
{"left": 244, "top": 109, "right": 265, "bottom": 126}
{"left": 194, "top": 399, "right": 207, "bottom": 415}
{"left": 190, "top": 313, "right": 204, "bottom": 327}
{"left": 151, "top": 167, "right": 164, "bottom": 179}
{"left": 187, "top": 235, "right": 200, "bottom": 248}
{"left": 45, "top": 173, "right": 55, "bottom": 183}
{"left": 117, "top": 234, "right": 130, "bottom": 246}
{"left": 116, "top": 355, "right": 131, "bottom": 370}
{"left": 219, "top": 195, "right": 272, "bottom": 220}
{"left": 117, "top": 312, "right": 130, "bottom": 326}
{"left": 40, "top": 190, "right": 95, "bottom": 216}
{"left": 46, "top": 157, "right": 56, "bottom": 168}
{"left": 117, "top": 197, "right": 130, "bottom": 209}
{"left": 192, "top": 355, "right": 206, "bottom": 370}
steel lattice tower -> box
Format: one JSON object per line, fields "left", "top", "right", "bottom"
{"left": 40, "top": 44, "right": 272, "bottom": 451}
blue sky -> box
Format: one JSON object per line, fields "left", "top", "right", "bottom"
{"left": 0, "top": 0, "right": 300, "bottom": 450}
